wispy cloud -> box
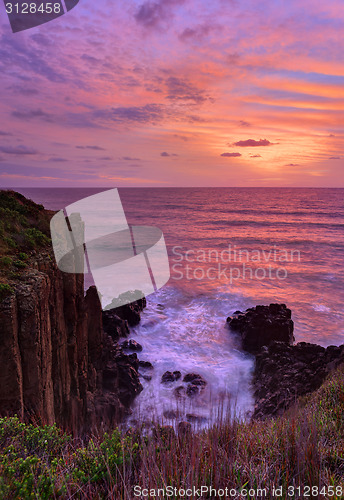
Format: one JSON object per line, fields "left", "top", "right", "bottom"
{"left": 134, "top": 0, "right": 185, "bottom": 30}
{"left": 233, "top": 139, "right": 274, "bottom": 147}
{"left": 221, "top": 152, "right": 242, "bottom": 157}
{"left": 76, "top": 145, "right": 106, "bottom": 151}
{"left": 48, "top": 157, "right": 68, "bottom": 162}
{"left": 0, "top": 145, "right": 38, "bottom": 155}
{"left": 161, "top": 151, "right": 178, "bottom": 157}
{"left": 12, "top": 108, "right": 53, "bottom": 122}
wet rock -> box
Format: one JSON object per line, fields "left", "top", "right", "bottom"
{"left": 253, "top": 340, "right": 344, "bottom": 419}
{"left": 174, "top": 386, "right": 186, "bottom": 398}
{"left": 139, "top": 360, "right": 153, "bottom": 369}
{"left": 186, "top": 384, "right": 201, "bottom": 397}
{"left": 112, "top": 350, "right": 143, "bottom": 407}
{"left": 102, "top": 310, "right": 129, "bottom": 341}
{"left": 227, "top": 303, "right": 294, "bottom": 353}
{"left": 163, "top": 410, "right": 180, "bottom": 419}
{"left": 186, "top": 414, "right": 207, "bottom": 424}
{"left": 121, "top": 339, "right": 143, "bottom": 352}
{"left": 113, "top": 293, "right": 146, "bottom": 326}
{"left": 161, "top": 370, "right": 182, "bottom": 383}
{"left": 225, "top": 303, "right": 344, "bottom": 420}
{"left": 142, "top": 374, "right": 152, "bottom": 381}
{"left": 183, "top": 373, "right": 207, "bottom": 386}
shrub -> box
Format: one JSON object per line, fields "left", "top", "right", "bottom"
{"left": 24, "top": 228, "right": 50, "bottom": 248}
{"left": 13, "top": 260, "right": 27, "bottom": 269}
{"left": 0, "top": 283, "right": 14, "bottom": 300}
{"left": 18, "top": 252, "right": 29, "bottom": 261}
{"left": 0, "top": 257, "right": 12, "bottom": 268}
{"left": 3, "top": 237, "right": 16, "bottom": 249}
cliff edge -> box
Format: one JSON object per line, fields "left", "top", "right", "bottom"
{"left": 0, "top": 191, "right": 142, "bottom": 433}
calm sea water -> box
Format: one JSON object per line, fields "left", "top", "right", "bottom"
{"left": 14, "top": 187, "right": 344, "bottom": 425}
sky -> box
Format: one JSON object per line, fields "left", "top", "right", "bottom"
{"left": 0, "top": 0, "right": 344, "bottom": 187}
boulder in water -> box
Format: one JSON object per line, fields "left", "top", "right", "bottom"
{"left": 121, "top": 339, "right": 143, "bottom": 352}
{"left": 161, "top": 370, "right": 182, "bottom": 383}
{"left": 227, "top": 303, "right": 294, "bottom": 353}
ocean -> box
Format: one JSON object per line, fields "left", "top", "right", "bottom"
{"left": 14, "top": 187, "right": 344, "bottom": 426}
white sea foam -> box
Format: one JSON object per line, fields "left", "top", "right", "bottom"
{"left": 127, "top": 285, "right": 255, "bottom": 428}
{"left": 312, "top": 304, "right": 331, "bottom": 313}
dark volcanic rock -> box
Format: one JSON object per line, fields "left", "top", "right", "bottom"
{"left": 102, "top": 345, "right": 143, "bottom": 408}
{"left": 253, "top": 340, "right": 344, "bottom": 419}
{"left": 227, "top": 303, "right": 294, "bottom": 353}
{"left": 121, "top": 339, "right": 143, "bottom": 352}
{"left": 174, "top": 386, "right": 186, "bottom": 398}
{"left": 113, "top": 294, "right": 146, "bottom": 327}
{"left": 186, "top": 413, "right": 207, "bottom": 424}
{"left": 186, "top": 384, "right": 201, "bottom": 397}
{"left": 183, "top": 373, "right": 207, "bottom": 386}
{"left": 102, "top": 310, "right": 129, "bottom": 341}
{"left": 0, "top": 192, "right": 145, "bottom": 433}
{"left": 226, "top": 302, "right": 344, "bottom": 419}
{"left": 139, "top": 360, "right": 153, "bottom": 369}
{"left": 169, "top": 373, "right": 208, "bottom": 398}
{"left": 161, "top": 371, "right": 181, "bottom": 383}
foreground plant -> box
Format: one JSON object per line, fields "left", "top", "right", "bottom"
{"left": 0, "top": 365, "right": 343, "bottom": 499}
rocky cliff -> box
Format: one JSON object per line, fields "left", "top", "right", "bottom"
{"left": 227, "top": 303, "right": 344, "bottom": 419}
{"left": 0, "top": 191, "right": 143, "bottom": 433}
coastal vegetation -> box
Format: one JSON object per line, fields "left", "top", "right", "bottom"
{"left": 0, "top": 190, "right": 51, "bottom": 285}
{"left": 0, "top": 364, "right": 343, "bottom": 499}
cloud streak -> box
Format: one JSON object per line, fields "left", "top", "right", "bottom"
{"left": 221, "top": 152, "right": 242, "bottom": 157}
{"left": 0, "top": 145, "right": 38, "bottom": 155}
{"left": 233, "top": 139, "right": 274, "bottom": 147}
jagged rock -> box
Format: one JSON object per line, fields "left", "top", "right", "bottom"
{"left": 186, "top": 384, "right": 201, "bottom": 397}
{"left": 225, "top": 303, "right": 344, "bottom": 419}
{"left": 113, "top": 294, "right": 146, "bottom": 326}
{"left": 121, "top": 339, "right": 143, "bottom": 352}
{"left": 227, "top": 303, "right": 294, "bottom": 353}
{"left": 0, "top": 192, "right": 144, "bottom": 433}
{"left": 102, "top": 310, "right": 129, "bottom": 341}
{"left": 186, "top": 414, "right": 207, "bottom": 423}
{"left": 253, "top": 340, "right": 344, "bottom": 419}
{"left": 104, "top": 348, "right": 143, "bottom": 408}
{"left": 174, "top": 386, "right": 186, "bottom": 398}
{"left": 161, "top": 370, "right": 181, "bottom": 383}
{"left": 183, "top": 373, "right": 207, "bottom": 386}
{"left": 139, "top": 360, "right": 153, "bottom": 369}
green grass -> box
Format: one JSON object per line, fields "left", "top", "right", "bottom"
{"left": 0, "top": 366, "right": 344, "bottom": 499}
